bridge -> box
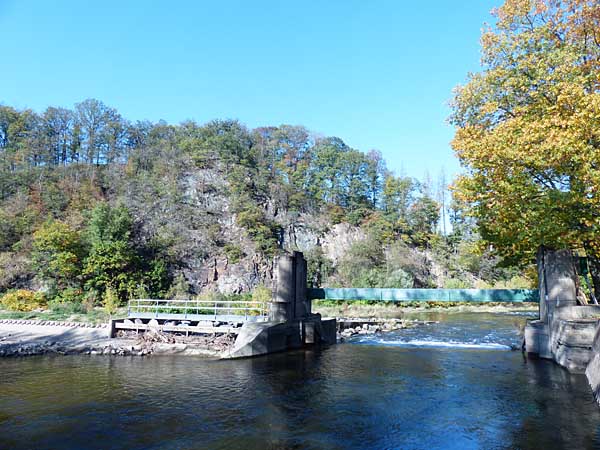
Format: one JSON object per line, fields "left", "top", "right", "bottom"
{"left": 126, "top": 298, "right": 268, "bottom": 323}
{"left": 110, "top": 298, "right": 268, "bottom": 336}
{"left": 307, "top": 288, "right": 538, "bottom": 303}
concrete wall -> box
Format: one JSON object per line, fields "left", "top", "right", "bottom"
{"left": 525, "top": 249, "right": 599, "bottom": 372}
{"left": 586, "top": 323, "right": 600, "bottom": 405}
{"left": 225, "top": 316, "right": 337, "bottom": 359}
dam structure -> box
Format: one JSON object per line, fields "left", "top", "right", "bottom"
{"left": 523, "top": 248, "right": 600, "bottom": 405}
{"left": 226, "top": 252, "right": 337, "bottom": 358}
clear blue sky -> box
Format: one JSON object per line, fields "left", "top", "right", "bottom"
{"left": 0, "top": 0, "right": 498, "bottom": 182}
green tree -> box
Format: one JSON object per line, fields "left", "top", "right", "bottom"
{"left": 83, "top": 203, "right": 140, "bottom": 300}
{"left": 102, "top": 285, "right": 120, "bottom": 316}
{"left": 382, "top": 174, "right": 414, "bottom": 234}
{"left": 408, "top": 194, "right": 440, "bottom": 245}
{"left": 32, "top": 220, "right": 84, "bottom": 292}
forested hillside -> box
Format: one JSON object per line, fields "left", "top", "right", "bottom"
{"left": 0, "top": 99, "right": 531, "bottom": 307}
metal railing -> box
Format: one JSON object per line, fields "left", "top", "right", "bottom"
{"left": 127, "top": 298, "right": 268, "bottom": 322}
{"left": 308, "top": 288, "right": 539, "bottom": 303}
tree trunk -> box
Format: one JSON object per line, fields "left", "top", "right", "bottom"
{"left": 588, "top": 253, "right": 600, "bottom": 300}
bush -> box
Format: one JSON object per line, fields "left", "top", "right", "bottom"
{"left": 47, "top": 299, "right": 87, "bottom": 315}
{"left": 224, "top": 244, "right": 244, "bottom": 263}
{"left": 103, "top": 286, "right": 120, "bottom": 316}
{"left": 252, "top": 284, "right": 272, "bottom": 303}
{"left": 167, "top": 274, "right": 190, "bottom": 299}
{"left": 444, "top": 278, "right": 471, "bottom": 289}
{"left": 0, "top": 290, "right": 46, "bottom": 311}
{"left": 53, "top": 287, "right": 85, "bottom": 304}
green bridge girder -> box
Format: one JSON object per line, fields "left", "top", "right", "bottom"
{"left": 307, "top": 288, "right": 539, "bottom": 303}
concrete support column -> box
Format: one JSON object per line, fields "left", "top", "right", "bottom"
{"left": 269, "top": 254, "right": 295, "bottom": 322}
{"left": 538, "top": 247, "right": 578, "bottom": 323}
{"left": 269, "top": 251, "right": 310, "bottom": 322}
{"left": 294, "top": 251, "right": 308, "bottom": 318}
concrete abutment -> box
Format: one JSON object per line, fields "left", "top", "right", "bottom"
{"left": 226, "top": 252, "right": 336, "bottom": 359}
{"left": 524, "top": 248, "right": 600, "bottom": 405}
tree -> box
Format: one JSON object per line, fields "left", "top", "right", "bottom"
{"left": 408, "top": 194, "right": 440, "bottom": 245}
{"left": 32, "top": 220, "right": 84, "bottom": 292}
{"left": 102, "top": 285, "right": 120, "bottom": 316}
{"left": 75, "top": 99, "right": 124, "bottom": 165}
{"left": 83, "top": 203, "right": 140, "bottom": 300}
{"left": 450, "top": 0, "right": 600, "bottom": 295}
{"left": 382, "top": 174, "right": 414, "bottom": 234}
{"left": 41, "top": 107, "right": 74, "bottom": 165}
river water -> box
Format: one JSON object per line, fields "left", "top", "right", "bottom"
{"left": 1, "top": 312, "right": 600, "bottom": 450}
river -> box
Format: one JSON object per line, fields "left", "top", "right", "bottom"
{"left": 1, "top": 312, "right": 600, "bottom": 449}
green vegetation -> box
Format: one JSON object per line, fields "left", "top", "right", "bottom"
{"left": 0, "top": 290, "right": 46, "bottom": 312}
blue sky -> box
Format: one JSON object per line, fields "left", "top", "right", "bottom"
{"left": 0, "top": 0, "right": 498, "bottom": 182}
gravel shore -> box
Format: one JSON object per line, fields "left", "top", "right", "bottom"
{"left": 0, "top": 320, "right": 228, "bottom": 358}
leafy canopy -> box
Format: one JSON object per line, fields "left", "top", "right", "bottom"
{"left": 450, "top": 0, "right": 600, "bottom": 266}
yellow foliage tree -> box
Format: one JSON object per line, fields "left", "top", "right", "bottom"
{"left": 450, "top": 0, "right": 600, "bottom": 294}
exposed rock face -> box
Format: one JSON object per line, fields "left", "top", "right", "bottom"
{"left": 151, "top": 168, "right": 461, "bottom": 295}
{"left": 321, "top": 223, "right": 366, "bottom": 265}
{"left": 177, "top": 184, "right": 372, "bottom": 294}
{"left": 282, "top": 221, "right": 320, "bottom": 253}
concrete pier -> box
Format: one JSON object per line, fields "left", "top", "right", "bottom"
{"left": 226, "top": 252, "right": 336, "bottom": 359}
{"left": 525, "top": 248, "right": 600, "bottom": 372}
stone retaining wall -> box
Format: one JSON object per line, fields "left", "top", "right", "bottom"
{"left": 0, "top": 319, "right": 107, "bottom": 328}
{"left": 586, "top": 322, "right": 600, "bottom": 406}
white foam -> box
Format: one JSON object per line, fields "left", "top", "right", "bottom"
{"left": 359, "top": 338, "right": 512, "bottom": 350}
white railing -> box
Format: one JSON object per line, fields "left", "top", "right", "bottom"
{"left": 127, "top": 298, "right": 268, "bottom": 321}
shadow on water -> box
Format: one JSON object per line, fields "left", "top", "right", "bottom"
{"left": 1, "top": 312, "right": 599, "bottom": 450}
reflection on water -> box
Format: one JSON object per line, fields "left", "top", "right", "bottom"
{"left": 1, "top": 313, "right": 599, "bottom": 450}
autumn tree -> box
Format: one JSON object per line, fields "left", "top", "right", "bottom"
{"left": 450, "top": 0, "right": 600, "bottom": 294}
{"left": 32, "top": 220, "right": 84, "bottom": 292}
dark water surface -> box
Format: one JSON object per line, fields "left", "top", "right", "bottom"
{"left": 2, "top": 312, "right": 600, "bottom": 450}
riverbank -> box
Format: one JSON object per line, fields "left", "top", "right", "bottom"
{"left": 0, "top": 316, "right": 439, "bottom": 358}
{"left": 0, "top": 301, "right": 536, "bottom": 359}
{"left": 0, "top": 320, "right": 228, "bottom": 358}
{"left": 313, "top": 301, "right": 538, "bottom": 319}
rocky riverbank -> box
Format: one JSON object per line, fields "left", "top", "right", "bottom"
{"left": 337, "top": 317, "right": 438, "bottom": 341}
{"left": 0, "top": 320, "right": 232, "bottom": 358}
{"left": 315, "top": 302, "right": 537, "bottom": 320}
{"left": 0, "top": 316, "right": 446, "bottom": 357}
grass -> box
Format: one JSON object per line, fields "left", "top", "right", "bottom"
{"left": 0, "top": 306, "right": 127, "bottom": 324}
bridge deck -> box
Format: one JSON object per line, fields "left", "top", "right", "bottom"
{"left": 127, "top": 299, "right": 268, "bottom": 323}
{"left": 308, "top": 288, "right": 539, "bottom": 303}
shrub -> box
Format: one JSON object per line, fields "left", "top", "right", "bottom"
{"left": 82, "top": 290, "right": 98, "bottom": 312}
{"left": 0, "top": 290, "right": 46, "bottom": 312}
{"left": 252, "top": 284, "right": 272, "bottom": 303}
{"left": 224, "top": 244, "right": 244, "bottom": 263}
{"left": 167, "top": 274, "right": 190, "bottom": 299}
{"left": 53, "top": 287, "right": 85, "bottom": 304}
{"left": 133, "top": 283, "right": 150, "bottom": 300}
{"left": 103, "top": 286, "right": 120, "bottom": 316}
{"left": 444, "top": 278, "right": 472, "bottom": 289}
{"left": 47, "top": 299, "right": 86, "bottom": 315}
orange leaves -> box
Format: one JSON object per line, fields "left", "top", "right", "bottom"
{"left": 449, "top": 0, "right": 600, "bottom": 263}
